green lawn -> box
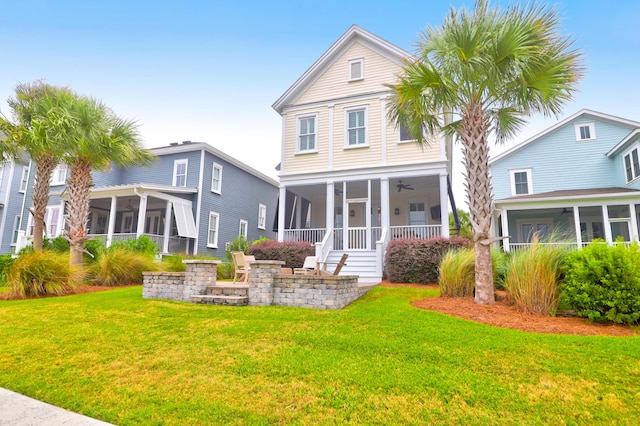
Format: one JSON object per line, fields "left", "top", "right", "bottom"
{"left": 1, "top": 286, "right": 639, "bottom": 425}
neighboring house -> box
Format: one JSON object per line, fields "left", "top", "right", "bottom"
{"left": 5, "top": 141, "right": 278, "bottom": 256}
{"left": 0, "top": 157, "right": 32, "bottom": 254}
{"left": 490, "top": 109, "right": 640, "bottom": 251}
{"left": 273, "top": 25, "right": 452, "bottom": 283}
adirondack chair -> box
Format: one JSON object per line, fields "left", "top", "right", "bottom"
{"left": 232, "top": 251, "right": 252, "bottom": 283}
{"left": 294, "top": 256, "right": 319, "bottom": 275}
{"left": 318, "top": 253, "right": 348, "bottom": 276}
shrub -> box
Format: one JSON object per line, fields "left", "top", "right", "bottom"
{"left": 43, "top": 236, "right": 70, "bottom": 252}
{"left": 226, "top": 236, "right": 249, "bottom": 261}
{"left": 7, "top": 251, "right": 77, "bottom": 298}
{"left": 249, "top": 240, "right": 315, "bottom": 269}
{"left": 112, "top": 235, "right": 159, "bottom": 257}
{"left": 217, "top": 262, "right": 235, "bottom": 280}
{"left": 252, "top": 236, "right": 270, "bottom": 246}
{"left": 0, "top": 254, "right": 15, "bottom": 284}
{"left": 439, "top": 247, "right": 511, "bottom": 296}
{"left": 90, "top": 247, "right": 159, "bottom": 286}
{"left": 505, "top": 241, "right": 567, "bottom": 316}
{"left": 84, "top": 238, "right": 107, "bottom": 263}
{"left": 561, "top": 241, "right": 640, "bottom": 325}
{"left": 385, "top": 237, "right": 471, "bottom": 283}
{"left": 159, "top": 255, "right": 187, "bottom": 272}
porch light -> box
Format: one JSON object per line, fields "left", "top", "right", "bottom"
{"left": 394, "top": 208, "right": 400, "bottom": 215}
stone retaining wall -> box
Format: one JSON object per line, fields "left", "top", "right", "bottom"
{"left": 143, "top": 260, "right": 220, "bottom": 302}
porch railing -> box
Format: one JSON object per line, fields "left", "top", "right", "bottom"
{"left": 390, "top": 225, "right": 441, "bottom": 240}
{"left": 282, "top": 228, "right": 326, "bottom": 244}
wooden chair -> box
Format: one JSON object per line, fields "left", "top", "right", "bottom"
{"left": 317, "top": 253, "right": 348, "bottom": 276}
{"left": 232, "top": 251, "right": 251, "bottom": 283}
{"left": 294, "top": 256, "right": 319, "bottom": 275}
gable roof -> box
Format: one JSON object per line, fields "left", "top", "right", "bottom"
{"left": 272, "top": 25, "right": 410, "bottom": 114}
{"left": 490, "top": 109, "right": 640, "bottom": 165}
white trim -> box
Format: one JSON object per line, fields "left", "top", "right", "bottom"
{"left": 239, "top": 219, "right": 248, "bottom": 238}
{"left": 607, "top": 128, "right": 640, "bottom": 157}
{"left": 211, "top": 162, "right": 223, "bottom": 194}
{"left": 509, "top": 168, "right": 533, "bottom": 196}
{"left": 279, "top": 91, "right": 392, "bottom": 116}
{"left": 380, "top": 96, "right": 387, "bottom": 165}
{"left": 51, "top": 163, "right": 68, "bottom": 186}
{"left": 348, "top": 58, "right": 364, "bottom": 81}
{"left": 344, "top": 105, "right": 368, "bottom": 148}
{"left": 19, "top": 165, "right": 29, "bottom": 193}
{"left": 120, "top": 211, "right": 135, "bottom": 233}
{"left": 279, "top": 114, "right": 286, "bottom": 176}
{"left": 296, "top": 112, "right": 319, "bottom": 153}
{"left": 622, "top": 144, "right": 640, "bottom": 184}
{"left": 574, "top": 122, "right": 596, "bottom": 141}
{"left": 194, "top": 149, "right": 205, "bottom": 254}
{"left": 328, "top": 104, "right": 334, "bottom": 170}
{"left": 172, "top": 158, "right": 188, "bottom": 187}
{"left": 11, "top": 214, "right": 21, "bottom": 245}
{"left": 207, "top": 211, "right": 220, "bottom": 248}
{"left": 258, "top": 203, "right": 267, "bottom": 230}
{"left": 0, "top": 161, "right": 16, "bottom": 248}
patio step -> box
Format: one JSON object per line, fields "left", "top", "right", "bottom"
{"left": 191, "top": 294, "right": 248, "bottom": 306}
{"left": 205, "top": 283, "right": 249, "bottom": 297}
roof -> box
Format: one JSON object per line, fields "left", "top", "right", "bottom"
{"left": 490, "top": 109, "right": 640, "bottom": 165}
{"left": 150, "top": 141, "right": 279, "bottom": 187}
{"left": 272, "top": 25, "right": 411, "bottom": 114}
{"left": 495, "top": 187, "right": 640, "bottom": 204}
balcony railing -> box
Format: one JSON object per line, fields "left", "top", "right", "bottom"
{"left": 282, "top": 228, "right": 326, "bottom": 244}
{"left": 390, "top": 225, "right": 441, "bottom": 240}
{"left": 87, "top": 233, "right": 188, "bottom": 253}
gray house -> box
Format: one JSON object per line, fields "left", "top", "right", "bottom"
{"left": 2, "top": 141, "right": 279, "bottom": 256}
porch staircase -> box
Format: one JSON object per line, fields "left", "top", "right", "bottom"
{"left": 324, "top": 250, "right": 381, "bottom": 284}
{"left": 191, "top": 283, "right": 249, "bottom": 306}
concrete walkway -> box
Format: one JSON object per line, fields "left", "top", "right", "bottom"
{"left": 0, "top": 388, "right": 113, "bottom": 425}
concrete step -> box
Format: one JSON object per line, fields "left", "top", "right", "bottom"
{"left": 191, "top": 294, "right": 248, "bottom": 306}
{"left": 205, "top": 284, "right": 249, "bottom": 297}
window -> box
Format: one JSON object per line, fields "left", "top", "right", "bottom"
{"left": 121, "top": 212, "right": 134, "bottom": 233}
{"left": 520, "top": 222, "right": 551, "bottom": 243}
{"left": 349, "top": 58, "right": 363, "bottom": 81}
{"left": 346, "top": 107, "right": 367, "bottom": 147}
{"left": 399, "top": 122, "right": 423, "bottom": 142}
{"left": 509, "top": 169, "right": 532, "bottom": 195}
{"left": 12, "top": 215, "right": 21, "bottom": 245}
{"left": 207, "top": 212, "right": 219, "bottom": 248}
{"left": 19, "top": 165, "right": 29, "bottom": 193}
{"left": 211, "top": 162, "right": 222, "bottom": 193}
{"left": 239, "top": 219, "right": 248, "bottom": 238}
{"left": 623, "top": 146, "right": 640, "bottom": 183}
{"left": 51, "top": 163, "right": 68, "bottom": 185}
{"left": 297, "top": 114, "right": 317, "bottom": 152}
{"left": 574, "top": 122, "right": 596, "bottom": 141}
{"left": 27, "top": 206, "right": 61, "bottom": 237}
{"left": 173, "top": 159, "right": 188, "bottom": 187}
{"left": 409, "top": 202, "right": 426, "bottom": 225}
{"left": 258, "top": 204, "right": 266, "bottom": 230}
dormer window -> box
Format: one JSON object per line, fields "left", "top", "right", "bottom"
{"left": 349, "top": 58, "right": 363, "bottom": 81}
{"left": 574, "top": 122, "right": 596, "bottom": 141}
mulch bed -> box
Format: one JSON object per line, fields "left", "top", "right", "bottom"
{"left": 380, "top": 281, "right": 638, "bottom": 336}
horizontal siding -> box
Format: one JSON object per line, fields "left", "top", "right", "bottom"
{"left": 283, "top": 107, "right": 330, "bottom": 174}
{"left": 295, "top": 42, "right": 402, "bottom": 106}
{"left": 491, "top": 117, "right": 636, "bottom": 199}
{"left": 333, "top": 100, "right": 382, "bottom": 170}
{"left": 0, "top": 161, "right": 30, "bottom": 254}
{"left": 386, "top": 115, "right": 441, "bottom": 164}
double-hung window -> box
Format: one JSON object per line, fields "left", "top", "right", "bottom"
{"left": 624, "top": 146, "right": 640, "bottom": 183}
{"left": 173, "top": 159, "right": 188, "bottom": 187}
{"left": 298, "top": 115, "right": 317, "bottom": 152}
{"left": 207, "top": 211, "right": 220, "bottom": 248}
{"left": 510, "top": 169, "right": 532, "bottom": 195}
{"left": 574, "top": 122, "right": 596, "bottom": 141}
{"left": 19, "top": 165, "right": 29, "bottom": 193}
{"left": 211, "top": 162, "right": 222, "bottom": 193}
{"left": 239, "top": 219, "right": 248, "bottom": 238}
{"left": 51, "top": 163, "right": 68, "bottom": 185}
{"left": 346, "top": 107, "right": 367, "bottom": 147}
{"left": 399, "top": 122, "right": 423, "bottom": 142}
{"left": 258, "top": 204, "right": 266, "bottom": 230}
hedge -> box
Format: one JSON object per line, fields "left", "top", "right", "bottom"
{"left": 248, "top": 240, "right": 315, "bottom": 269}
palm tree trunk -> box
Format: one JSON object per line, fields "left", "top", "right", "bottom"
{"left": 460, "top": 102, "right": 495, "bottom": 305}
{"left": 66, "top": 160, "right": 92, "bottom": 268}
{"left": 31, "top": 155, "right": 57, "bottom": 251}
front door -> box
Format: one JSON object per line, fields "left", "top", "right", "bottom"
{"left": 145, "top": 211, "right": 161, "bottom": 235}
{"left": 346, "top": 199, "right": 369, "bottom": 250}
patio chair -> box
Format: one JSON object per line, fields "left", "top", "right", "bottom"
{"left": 232, "top": 251, "right": 251, "bottom": 283}
{"left": 317, "top": 253, "right": 348, "bottom": 276}
{"left": 294, "top": 256, "right": 319, "bottom": 275}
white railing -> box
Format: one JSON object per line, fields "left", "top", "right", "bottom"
{"left": 390, "top": 225, "right": 441, "bottom": 240}
{"left": 334, "top": 228, "right": 344, "bottom": 250}
{"left": 371, "top": 227, "right": 382, "bottom": 244}
{"left": 375, "top": 227, "right": 388, "bottom": 279}
{"left": 508, "top": 242, "right": 580, "bottom": 251}
{"left": 282, "top": 228, "right": 326, "bottom": 243}
{"left": 315, "top": 229, "right": 333, "bottom": 263}
{"left": 347, "top": 227, "right": 368, "bottom": 250}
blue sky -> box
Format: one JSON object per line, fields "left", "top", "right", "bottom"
{"left": 1, "top": 0, "right": 639, "bottom": 208}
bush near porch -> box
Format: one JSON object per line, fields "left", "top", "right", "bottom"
{"left": 249, "top": 240, "right": 315, "bottom": 269}
{"left": 386, "top": 237, "right": 471, "bottom": 284}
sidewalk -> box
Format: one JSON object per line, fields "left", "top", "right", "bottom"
{"left": 0, "top": 388, "right": 113, "bottom": 425}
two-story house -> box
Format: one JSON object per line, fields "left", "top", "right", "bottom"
{"left": 273, "top": 25, "right": 451, "bottom": 283}
{"left": 5, "top": 141, "right": 279, "bottom": 257}
{"left": 490, "top": 109, "right": 640, "bottom": 251}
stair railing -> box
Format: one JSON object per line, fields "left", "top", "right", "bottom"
{"left": 315, "top": 227, "right": 333, "bottom": 263}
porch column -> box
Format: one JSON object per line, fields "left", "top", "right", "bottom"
{"left": 278, "top": 186, "right": 286, "bottom": 242}
{"left": 501, "top": 209, "right": 510, "bottom": 252}
{"left": 366, "top": 180, "right": 372, "bottom": 250}
{"left": 342, "top": 181, "right": 347, "bottom": 250}
{"left": 136, "top": 194, "right": 148, "bottom": 238}
{"left": 380, "top": 178, "right": 390, "bottom": 236}
{"left": 163, "top": 201, "right": 172, "bottom": 253}
{"left": 573, "top": 206, "right": 583, "bottom": 248}
{"left": 439, "top": 173, "right": 450, "bottom": 237}
{"left": 630, "top": 203, "right": 639, "bottom": 242}
{"left": 326, "top": 182, "right": 334, "bottom": 231}
{"left": 602, "top": 205, "right": 612, "bottom": 243}
{"left": 106, "top": 196, "right": 117, "bottom": 247}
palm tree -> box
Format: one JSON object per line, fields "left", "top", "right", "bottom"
{"left": 0, "top": 82, "right": 74, "bottom": 251}
{"left": 388, "top": 0, "right": 583, "bottom": 304}
{"left": 63, "top": 96, "right": 155, "bottom": 267}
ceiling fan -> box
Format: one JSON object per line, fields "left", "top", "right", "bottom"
{"left": 397, "top": 180, "right": 414, "bottom": 192}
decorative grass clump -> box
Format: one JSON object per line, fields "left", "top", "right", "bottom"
{"left": 7, "top": 250, "right": 77, "bottom": 298}
{"left": 91, "top": 248, "right": 159, "bottom": 286}
{"left": 505, "top": 241, "right": 567, "bottom": 315}
{"left": 439, "top": 248, "right": 475, "bottom": 297}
